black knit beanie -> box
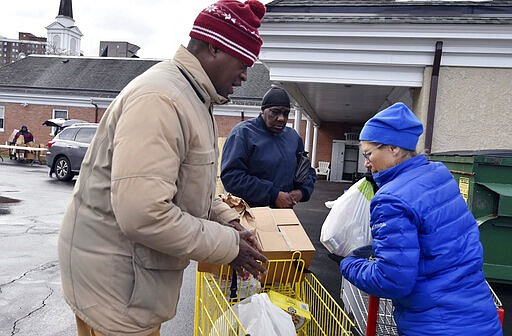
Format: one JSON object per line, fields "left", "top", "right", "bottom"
{"left": 261, "top": 86, "right": 290, "bottom": 110}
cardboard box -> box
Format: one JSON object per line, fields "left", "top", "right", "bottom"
{"left": 8, "top": 129, "right": 18, "bottom": 143}
{"left": 268, "top": 290, "right": 311, "bottom": 330}
{"left": 198, "top": 207, "right": 315, "bottom": 281}
{"left": 270, "top": 208, "right": 301, "bottom": 225}
{"left": 249, "top": 207, "right": 278, "bottom": 232}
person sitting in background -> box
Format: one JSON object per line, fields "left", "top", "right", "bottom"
{"left": 11, "top": 125, "right": 35, "bottom": 161}
{"left": 221, "top": 86, "right": 316, "bottom": 208}
{"left": 339, "top": 102, "right": 503, "bottom": 336}
{"left": 12, "top": 125, "right": 34, "bottom": 145}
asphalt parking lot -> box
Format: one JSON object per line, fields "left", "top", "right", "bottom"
{"left": 0, "top": 159, "right": 510, "bottom": 335}
{"left": 0, "top": 160, "right": 195, "bottom": 336}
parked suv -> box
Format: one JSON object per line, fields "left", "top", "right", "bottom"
{"left": 46, "top": 123, "right": 98, "bottom": 181}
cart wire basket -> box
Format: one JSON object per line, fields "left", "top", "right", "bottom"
{"left": 341, "top": 277, "right": 505, "bottom": 336}
{"left": 194, "top": 251, "right": 356, "bottom": 336}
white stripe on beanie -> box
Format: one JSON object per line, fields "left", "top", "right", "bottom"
{"left": 191, "top": 25, "right": 258, "bottom": 63}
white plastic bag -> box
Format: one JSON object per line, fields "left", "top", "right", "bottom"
{"left": 209, "top": 292, "right": 296, "bottom": 336}
{"left": 235, "top": 293, "right": 296, "bottom": 336}
{"left": 320, "top": 177, "right": 374, "bottom": 257}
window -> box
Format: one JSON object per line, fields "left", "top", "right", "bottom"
{"left": 53, "top": 35, "right": 60, "bottom": 49}
{"left": 53, "top": 109, "right": 68, "bottom": 119}
{"left": 70, "top": 38, "right": 77, "bottom": 54}
{"left": 57, "top": 128, "right": 78, "bottom": 141}
{"left": 74, "top": 127, "right": 96, "bottom": 144}
{"left": 0, "top": 106, "right": 4, "bottom": 132}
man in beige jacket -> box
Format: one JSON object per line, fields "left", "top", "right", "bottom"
{"left": 58, "top": 1, "right": 268, "bottom": 335}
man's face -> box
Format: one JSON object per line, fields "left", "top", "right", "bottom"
{"left": 261, "top": 106, "right": 290, "bottom": 134}
{"left": 209, "top": 49, "right": 248, "bottom": 99}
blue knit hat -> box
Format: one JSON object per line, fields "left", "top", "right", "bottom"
{"left": 359, "top": 102, "right": 423, "bottom": 151}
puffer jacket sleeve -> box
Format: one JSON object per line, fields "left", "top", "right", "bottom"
{"left": 221, "top": 130, "right": 280, "bottom": 206}
{"left": 340, "top": 193, "right": 420, "bottom": 299}
{"left": 111, "top": 92, "right": 239, "bottom": 265}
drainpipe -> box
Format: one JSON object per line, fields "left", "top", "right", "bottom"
{"left": 91, "top": 99, "right": 99, "bottom": 123}
{"left": 424, "top": 41, "right": 443, "bottom": 155}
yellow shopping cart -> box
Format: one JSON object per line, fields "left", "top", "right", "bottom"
{"left": 194, "top": 251, "right": 356, "bottom": 336}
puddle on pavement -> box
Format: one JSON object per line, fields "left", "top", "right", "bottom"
{"left": 0, "top": 196, "right": 20, "bottom": 204}
{"left": 0, "top": 196, "right": 19, "bottom": 214}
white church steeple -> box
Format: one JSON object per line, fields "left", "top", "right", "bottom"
{"left": 46, "top": 0, "right": 83, "bottom": 56}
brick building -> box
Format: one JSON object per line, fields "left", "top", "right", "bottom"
{"left": 260, "top": 0, "right": 512, "bottom": 181}
{"left": 1, "top": 0, "right": 82, "bottom": 66}
{"left": 0, "top": 54, "right": 341, "bottom": 167}
{"left": 0, "top": 33, "right": 47, "bottom": 66}
{"left": 2, "top": 0, "right": 510, "bottom": 182}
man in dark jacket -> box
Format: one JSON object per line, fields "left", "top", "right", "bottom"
{"left": 221, "top": 86, "right": 316, "bottom": 208}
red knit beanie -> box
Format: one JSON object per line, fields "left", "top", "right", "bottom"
{"left": 190, "top": 0, "right": 266, "bottom": 66}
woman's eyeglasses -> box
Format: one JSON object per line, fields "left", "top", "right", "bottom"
{"left": 362, "top": 144, "right": 383, "bottom": 161}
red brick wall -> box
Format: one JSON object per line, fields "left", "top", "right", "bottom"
{"left": 0, "top": 102, "right": 105, "bottom": 146}
{"left": 216, "top": 115, "right": 246, "bottom": 137}
{"left": 312, "top": 122, "right": 358, "bottom": 166}
{"left": 1, "top": 103, "right": 354, "bottom": 166}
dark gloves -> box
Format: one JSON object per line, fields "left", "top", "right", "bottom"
{"left": 347, "top": 244, "right": 374, "bottom": 259}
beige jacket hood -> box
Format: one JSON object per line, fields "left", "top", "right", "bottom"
{"left": 58, "top": 46, "right": 240, "bottom": 335}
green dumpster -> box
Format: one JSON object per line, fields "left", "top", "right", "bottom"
{"left": 429, "top": 150, "right": 512, "bottom": 284}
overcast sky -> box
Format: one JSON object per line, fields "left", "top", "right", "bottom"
{"left": 2, "top": 0, "right": 272, "bottom": 59}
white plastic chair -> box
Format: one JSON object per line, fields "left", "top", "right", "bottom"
{"left": 315, "top": 161, "right": 331, "bottom": 180}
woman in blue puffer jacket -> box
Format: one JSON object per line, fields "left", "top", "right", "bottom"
{"left": 340, "top": 102, "right": 503, "bottom": 336}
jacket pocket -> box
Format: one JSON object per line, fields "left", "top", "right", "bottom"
{"left": 181, "top": 148, "right": 215, "bottom": 183}
{"left": 183, "top": 148, "right": 215, "bottom": 166}
{"left": 125, "top": 244, "right": 188, "bottom": 327}
{"left": 176, "top": 149, "right": 215, "bottom": 216}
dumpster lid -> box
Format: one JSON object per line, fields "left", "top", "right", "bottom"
{"left": 478, "top": 182, "right": 512, "bottom": 197}
{"left": 430, "top": 149, "right": 512, "bottom": 157}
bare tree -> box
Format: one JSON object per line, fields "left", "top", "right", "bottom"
{"left": 46, "top": 42, "right": 68, "bottom": 56}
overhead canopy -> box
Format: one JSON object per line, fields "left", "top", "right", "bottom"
{"left": 260, "top": 0, "right": 512, "bottom": 125}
